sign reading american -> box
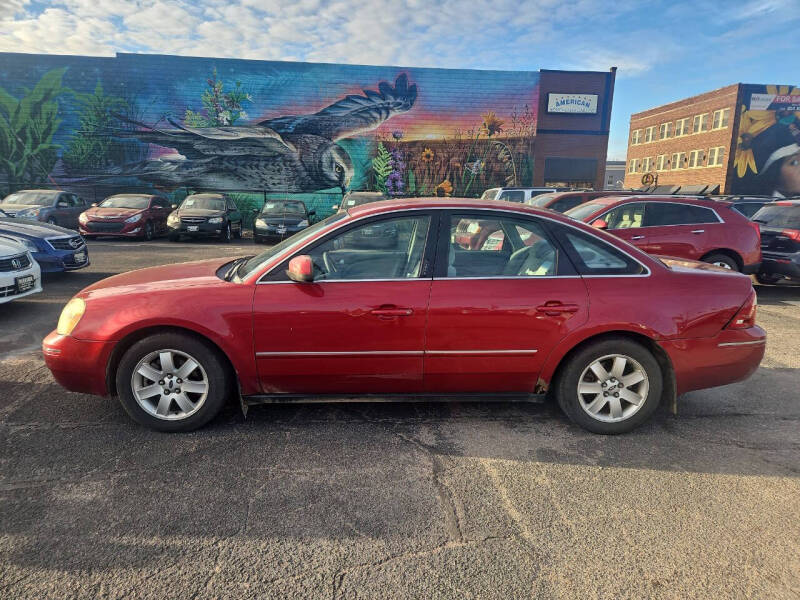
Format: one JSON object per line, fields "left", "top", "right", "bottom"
{"left": 547, "top": 93, "right": 599, "bottom": 114}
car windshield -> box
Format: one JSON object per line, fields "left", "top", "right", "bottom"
{"left": 236, "top": 212, "right": 346, "bottom": 280}
{"left": 752, "top": 204, "right": 800, "bottom": 228}
{"left": 181, "top": 196, "right": 225, "bottom": 211}
{"left": 565, "top": 202, "right": 606, "bottom": 221}
{"left": 100, "top": 196, "right": 151, "bottom": 209}
{"left": 261, "top": 201, "right": 306, "bottom": 215}
{"left": 480, "top": 189, "right": 499, "bottom": 201}
{"left": 529, "top": 193, "right": 557, "bottom": 207}
{"left": 1, "top": 192, "right": 57, "bottom": 206}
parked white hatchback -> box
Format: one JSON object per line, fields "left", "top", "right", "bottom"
{"left": 0, "top": 236, "right": 41, "bottom": 303}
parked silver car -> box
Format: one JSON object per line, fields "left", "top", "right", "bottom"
{"left": 0, "top": 189, "right": 88, "bottom": 229}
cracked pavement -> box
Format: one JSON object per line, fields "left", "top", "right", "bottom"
{"left": 1, "top": 240, "right": 799, "bottom": 599}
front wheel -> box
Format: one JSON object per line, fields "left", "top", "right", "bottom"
{"left": 555, "top": 338, "right": 662, "bottom": 434}
{"left": 220, "top": 223, "right": 232, "bottom": 243}
{"left": 756, "top": 272, "right": 782, "bottom": 285}
{"left": 142, "top": 221, "right": 154, "bottom": 241}
{"left": 234, "top": 222, "right": 242, "bottom": 239}
{"left": 116, "top": 333, "right": 230, "bottom": 432}
{"left": 702, "top": 253, "right": 738, "bottom": 271}
{"left": 47, "top": 216, "right": 58, "bottom": 226}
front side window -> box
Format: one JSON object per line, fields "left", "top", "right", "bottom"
{"left": 447, "top": 215, "right": 561, "bottom": 277}
{"left": 306, "top": 215, "right": 431, "bottom": 280}
{"left": 602, "top": 203, "right": 646, "bottom": 229}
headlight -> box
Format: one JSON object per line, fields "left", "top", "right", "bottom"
{"left": 56, "top": 298, "right": 86, "bottom": 336}
{"left": 167, "top": 213, "right": 179, "bottom": 225}
{"left": 20, "top": 208, "right": 41, "bottom": 217}
{"left": 255, "top": 218, "right": 266, "bottom": 227}
{"left": 124, "top": 213, "right": 142, "bottom": 223}
{"left": 297, "top": 219, "right": 309, "bottom": 227}
{"left": 208, "top": 216, "right": 224, "bottom": 224}
{"left": 79, "top": 213, "right": 88, "bottom": 224}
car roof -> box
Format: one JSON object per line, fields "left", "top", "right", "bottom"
{"left": 8, "top": 189, "right": 60, "bottom": 195}
{"left": 584, "top": 194, "right": 726, "bottom": 208}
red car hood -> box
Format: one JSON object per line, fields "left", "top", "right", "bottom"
{"left": 85, "top": 207, "right": 143, "bottom": 220}
{"left": 79, "top": 257, "right": 240, "bottom": 299}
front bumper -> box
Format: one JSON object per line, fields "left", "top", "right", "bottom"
{"left": 0, "top": 261, "right": 42, "bottom": 303}
{"left": 33, "top": 248, "right": 89, "bottom": 272}
{"left": 169, "top": 221, "right": 226, "bottom": 237}
{"left": 660, "top": 325, "right": 766, "bottom": 395}
{"left": 80, "top": 221, "right": 144, "bottom": 237}
{"left": 253, "top": 224, "right": 305, "bottom": 242}
{"left": 42, "top": 331, "right": 116, "bottom": 396}
{"left": 759, "top": 253, "right": 800, "bottom": 279}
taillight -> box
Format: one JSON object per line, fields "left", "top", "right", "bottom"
{"left": 781, "top": 229, "right": 800, "bottom": 241}
{"left": 748, "top": 219, "right": 761, "bottom": 240}
{"left": 725, "top": 289, "right": 757, "bottom": 330}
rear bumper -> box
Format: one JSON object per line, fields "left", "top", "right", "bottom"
{"left": 660, "top": 326, "right": 766, "bottom": 395}
{"left": 759, "top": 254, "right": 800, "bottom": 279}
{"left": 42, "top": 331, "right": 115, "bottom": 396}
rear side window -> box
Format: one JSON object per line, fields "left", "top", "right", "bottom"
{"left": 644, "top": 202, "right": 718, "bottom": 226}
{"left": 497, "top": 190, "right": 525, "bottom": 203}
{"left": 550, "top": 224, "right": 646, "bottom": 276}
{"left": 733, "top": 202, "right": 765, "bottom": 218}
{"left": 753, "top": 204, "right": 800, "bottom": 228}
{"left": 550, "top": 196, "right": 584, "bottom": 213}
{"left": 685, "top": 205, "right": 719, "bottom": 223}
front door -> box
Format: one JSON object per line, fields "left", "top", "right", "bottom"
{"left": 252, "top": 212, "right": 435, "bottom": 394}
{"left": 598, "top": 201, "right": 651, "bottom": 252}
{"left": 424, "top": 212, "right": 589, "bottom": 393}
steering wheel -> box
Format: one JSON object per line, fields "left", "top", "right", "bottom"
{"left": 322, "top": 250, "right": 339, "bottom": 275}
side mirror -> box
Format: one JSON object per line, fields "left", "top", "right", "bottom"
{"left": 591, "top": 219, "right": 608, "bottom": 230}
{"left": 287, "top": 255, "right": 314, "bottom": 283}
{"left": 171, "top": 204, "right": 178, "bottom": 209}
{"left": 91, "top": 202, "right": 98, "bottom": 207}
{"left": 332, "top": 204, "right": 339, "bottom": 211}
{"left": 308, "top": 209, "right": 316, "bottom": 216}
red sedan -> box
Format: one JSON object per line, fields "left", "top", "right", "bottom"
{"left": 79, "top": 194, "right": 173, "bottom": 240}
{"left": 44, "top": 198, "right": 765, "bottom": 434}
{"left": 565, "top": 195, "right": 762, "bottom": 272}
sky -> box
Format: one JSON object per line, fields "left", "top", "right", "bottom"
{"left": 0, "top": 0, "right": 799, "bottom": 159}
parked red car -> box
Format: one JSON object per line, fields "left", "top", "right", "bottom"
{"left": 565, "top": 195, "right": 762, "bottom": 272}
{"left": 44, "top": 198, "right": 765, "bottom": 434}
{"left": 527, "top": 190, "right": 637, "bottom": 213}
{"left": 79, "top": 194, "right": 173, "bottom": 240}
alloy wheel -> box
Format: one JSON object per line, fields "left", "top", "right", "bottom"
{"left": 131, "top": 349, "right": 209, "bottom": 420}
{"left": 713, "top": 260, "right": 733, "bottom": 270}
{"left": 577, "top": 353, "right": 649, "bottom": 423}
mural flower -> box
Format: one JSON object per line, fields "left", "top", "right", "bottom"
{"left": 735, "top": 104, "right": 777, "bottom": 177}
{"left": 482, "top": 111, "right": 504, "bottom": 137}
{"left": 386, "top": 147, "right": 406, "bottom": 196}
{"left": 421, "top": 148, "right": 434, "bottom": 162}
{"left": 392, "top": 130, "right": 404, "bottom": 140}
{"left": 435, "top": 179, "right": 453, "bottom": 197}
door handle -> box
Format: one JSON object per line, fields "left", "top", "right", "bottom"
{"left": 536, "top": 302, "right": 580, "bottom": 316}
{"left": 691, "top": 229, "right": 705, "bottom": 234}
{"left": 370, "top": 306, "right": 413, "bottom": 318}
{"left": 631, "top": 235, "right": 645, "bottom": 240}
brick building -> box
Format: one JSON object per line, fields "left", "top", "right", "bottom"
{"left": 623, "top": 84, "right": 739, "bottom": 193}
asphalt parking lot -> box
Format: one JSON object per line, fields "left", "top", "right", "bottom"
{"left": 1, "top": 239, "right": 799, "bottom": 599}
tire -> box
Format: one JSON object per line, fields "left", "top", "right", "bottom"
{"left": 253, "top": 233, "right": 264, "bottom": 244}
{"left": 702, "top": 253, "right": 739, "bottom": 271}
{"left": 116, "top": 332, "right": 230, "bottom": 432}
{"left": 555, "top": 338, "right": 662, "bottom": 434}
{"left": 234, "top": 222, "right": 242, "bottom": 239}
{"left": 220, "top": 223, "right": 232, "bottom": 243}
{"left": 169, "top": 233, "right": 181, "bottom": 242}
{"left": 756, "top": 272, "right": 782, "bottom": 285}
{"left": 47, "top": 217, "right": 58, "bottom": 226}
{"left": 143, "top": 221, "right": 154, "bottom": 241}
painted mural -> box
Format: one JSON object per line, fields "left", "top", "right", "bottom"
{"left": 0, "top": 53, "right": 539, "bottom": 216}
{"left": 731, "top": 84, "right": 800, "bottom": 197}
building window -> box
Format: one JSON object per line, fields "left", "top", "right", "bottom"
{"left": 671, "top": 152, "right": 686, "bottom": 169}
{"left": 628, "top": 159, "right": 636, "bottom": 173}
{"left": 644, "top": 126, "right": 656, "bottom": 143}
{"left": 642, "top": 157, "right": 653, "bottom": 172}
{"left": 712, "top": 108, "right": 730, "bottom": 130}
{"left": 631, "top": 129, "right": 642, "bottom": 145}
{"left": 675, "top": 118, "right": 689, "bottom": 136}
{"left": 659, "top": 123, "right": 672, "bottom": 139}
{"left": 656, "top": 154, "right": 667, "bottom": 171}
{"left": 692, "top": 114, "right": 708, "bottom": 133}
{"left": 688, "top": 149, "right": 705, "bottom": 168}
{"left": 708, "top": 146, "right": 726, "bottom": 166}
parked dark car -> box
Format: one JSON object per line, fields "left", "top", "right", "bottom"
{"left": 527, "top": 190, "right": 636, "bottom": 213}
{"left": 80, "top": 194, "right": 172, "bottom": 240}
{"left": 253, "top": 200, "right": 315, "bottom": 244}
{"left": 565, "top": 195, "right": 762, "bottom": 273}
{"left": 752, "top": 199, "right": 800, "bottom": 284}
{"left": 0, "top": 213, "right": 89, "bottom": 272}
{"left": 709, "top": 195, "right": 774, "bottom": 219}
{"left": 0, "top": 189, "right": 88, "bottom": 229}
{"left": 336, "top": 191, "right": 388, "bottom": 213}
{"left": 167, "top": 193, "right": 243, "bottom": 242}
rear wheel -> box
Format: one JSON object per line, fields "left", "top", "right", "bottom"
{"left": 116, "top": 333, "right": 230, "bottom": 432}
{"left": 555, "top": 338, "right": 662, "bottom": 434}
{"left": 702, "top": 253, "right": 738, "bottom": 271}
{"left": 756, "top": 272, "right": 782, "bottom": 285}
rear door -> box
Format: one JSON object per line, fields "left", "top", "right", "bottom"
{"left": 641, "top": 202, "right": 720, "bottom": 261}
{"left": 423, "top": 210, "right": 588, "bottom": 393}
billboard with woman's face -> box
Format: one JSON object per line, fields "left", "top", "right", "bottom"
{"left": 732, "top": 84, "right": 800, "bottom": 197}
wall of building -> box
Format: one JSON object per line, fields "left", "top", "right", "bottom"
{"left": 0, "top": 52, "right": 549, "bottom": 213}
{"left": 623, "top": 84, "right": 739, "bottom": 192}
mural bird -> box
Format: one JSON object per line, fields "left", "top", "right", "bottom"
{"left": 110, "top": 74, "right": 417, "bottom": 194}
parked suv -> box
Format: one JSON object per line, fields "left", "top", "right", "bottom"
{"left": 527, "top": 190, "right": 636, "bottom": 213}
{"left": 80, "top": 194, "right": 172, "bottom": 240}
{"left": 0, "top": 189, "right": 87, "bottom": 229}
{"left": 709, "top": 195, "right": 774, "bottom": 219}
{"left": 752, "top": 199, "right": 800, "bottom": 284}
{"left": 565, "top": 195, "right": 762, "bottom": 272}
{"left": 167, "top": 193, "right": 243, "bottom": 242}
{"left": 481, "top": 187, "right": 571, "bottom": 203}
